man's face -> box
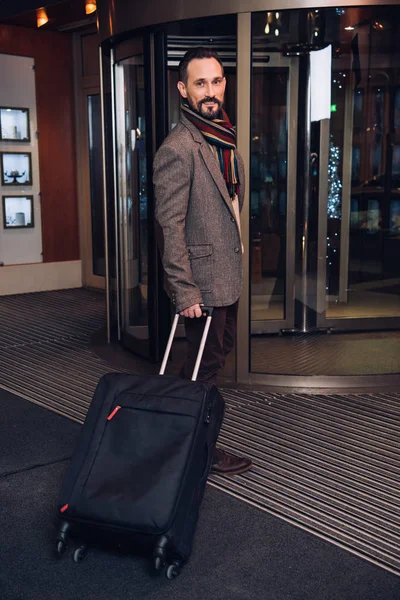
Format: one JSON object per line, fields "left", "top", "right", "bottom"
{"left": 177, "top": 57, "right": 226, "bottom": 120}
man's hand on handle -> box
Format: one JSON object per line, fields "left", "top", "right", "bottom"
{"left": 179, "top": 304, "right": 204, "bottom": 318}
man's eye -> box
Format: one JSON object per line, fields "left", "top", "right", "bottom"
{"left": 196, "top": 82, "right": 204, "bottom": 86}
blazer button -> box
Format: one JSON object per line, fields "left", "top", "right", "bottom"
{"left": 234, "top": 246, "right": 240, "bottom": 253}
{"left": 230, "top": 216, "right": 235, "bottom": 223}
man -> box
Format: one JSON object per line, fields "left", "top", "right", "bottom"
{"left": 153, "top": 47, "right": 252, "bottom": 476}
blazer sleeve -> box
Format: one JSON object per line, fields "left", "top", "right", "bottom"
{"left": 153, "top": 143, "right": 203, "bottom": 312}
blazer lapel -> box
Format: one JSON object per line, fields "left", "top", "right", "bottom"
{"left": 181, "top": 115, "right": 236, "bottom": 218}
{"left": 198, "top": 144, "right": 236, "bottom": 212}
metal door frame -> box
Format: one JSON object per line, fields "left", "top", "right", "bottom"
{"left": 112, "top": 38, "right": 158, "bottom": 358}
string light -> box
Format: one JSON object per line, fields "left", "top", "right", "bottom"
{"left": 328, "top": 134, "right": 342, "bottom": 218}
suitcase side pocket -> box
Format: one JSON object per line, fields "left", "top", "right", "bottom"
{"left": 57, "top": 373, "right": 127, "bottom": 512}
{"left": 72, "top": 404, "right": 198, "bottom": 533}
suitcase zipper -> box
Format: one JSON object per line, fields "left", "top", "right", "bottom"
{"left": 107, "top": 405, "right": 121, "bottom": 420}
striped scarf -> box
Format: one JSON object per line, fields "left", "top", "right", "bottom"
{"left": 181, "top": 100, "right": 240, "bottom": 199}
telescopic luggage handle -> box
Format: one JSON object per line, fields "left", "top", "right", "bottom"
{"left": 159, "top": 307, "right": 214, "bottom": 381}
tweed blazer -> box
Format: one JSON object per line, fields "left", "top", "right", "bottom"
{"left": 153, "top": 113, "right": 245, "bottom": 313}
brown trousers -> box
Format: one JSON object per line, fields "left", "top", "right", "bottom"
{"left": 180, "top": 302, "right": 238, "bottom": 385}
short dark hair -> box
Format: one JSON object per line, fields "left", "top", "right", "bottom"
{"left": 178, "top": 47, "right": 224, "bottom": 84}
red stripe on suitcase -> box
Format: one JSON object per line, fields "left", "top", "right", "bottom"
{"left": 107, "top": 406, "right": 121, "bottom": 421}
{"left": 60, "top": 504, "right": 69, "bottom": 513}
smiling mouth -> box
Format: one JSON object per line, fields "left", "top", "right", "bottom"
{"left": 201, "top": 98, "right": 219, "bottom": 106}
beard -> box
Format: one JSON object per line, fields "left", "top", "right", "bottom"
{"left": 189, "top": 96, "right": 223, "bottom": 120}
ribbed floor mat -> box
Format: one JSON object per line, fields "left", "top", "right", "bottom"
{"left": 1, "top": 289, "right": 400, "bottom": 575}
{"left": 210, "top": 389, "right": 400, "bottom": 575}
{"left": 0, "top": 289, "right": 116, "bottom": 421}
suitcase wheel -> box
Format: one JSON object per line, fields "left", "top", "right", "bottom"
{"left": 153, "top": 535, "right": 168, "bottom": 571}
{"left": 73, "top": 545, "right": 88, "bottom": 563}
{"left": 166, "top": 560, "right": 182, "bottom": 580}
{"left": 154, "top": 556, "right": 166, "bottom": 571}
{"left": 55, "top": 540, "right": 67, "bottom": 558}
{"left": 55, "top": 519, "right": 70, "bottom": 558}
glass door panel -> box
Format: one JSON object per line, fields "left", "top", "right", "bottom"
{"left": 241, "top": 7, "right": 400, "bottom": 382}
{"left": 317, "top": 11, "right": 400, "bottom": 329}
{"left": 115, "top": 42, "right": 151, "bottom": 355}
{"left": 249, "top": 53, "right": 298, "bottom": 335}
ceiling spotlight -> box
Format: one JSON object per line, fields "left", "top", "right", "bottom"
{"left": 344, "top": 26, "right": 355, "bottom": 31}
{"left": 85, "top": 0, "right": 97, "bottom": 14}
{"left": 36, "top": 7, "right": 48, "bottom": 27}
{"left": 275, "top": 28, "right": 279, "bottom": 37}
{"left": 265, "top": 23, "right": 270, "bottom": 34}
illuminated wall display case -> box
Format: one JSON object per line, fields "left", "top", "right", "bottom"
{"left": 0, "top": 107, "right": 30, "bottom": 141}
{"left": 2, "top": 195, "right": 34, "bottom": 229}
{"left": 0, "top": 53, "right": 42, "bottom": 265}
{"left": 0, "top": 152, "right": 32, "bottom": 186}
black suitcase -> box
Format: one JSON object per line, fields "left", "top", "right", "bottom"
{"left": 55, "top": 310, "right": 225, "bottom": 579}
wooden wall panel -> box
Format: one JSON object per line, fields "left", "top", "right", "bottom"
{"left": 0, "top": 24, "right": 79, "bottom": 263}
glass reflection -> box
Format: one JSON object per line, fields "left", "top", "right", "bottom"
{"left": 326, "top": 6, "right": 400, "bottom": 319}
{"left": 250, "top": 64, "right": 288, "bottom": 323}
{"left": 249, "top": 6, "right": 400, "bottom": 377}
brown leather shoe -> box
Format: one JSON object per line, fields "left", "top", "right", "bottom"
{"left": 211, "top": 447, "right": 252, "bottom": 476}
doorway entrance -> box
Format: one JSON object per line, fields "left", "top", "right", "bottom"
{"left": 101, "top": 6, "right": 400, "bottom": 382}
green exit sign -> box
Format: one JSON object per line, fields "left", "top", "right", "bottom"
{"left": 331, "top": 104, "right": 337, "bottom": 112}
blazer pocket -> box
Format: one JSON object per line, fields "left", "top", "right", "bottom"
{"left": 187, "top": 244, "right": 213, "bottom": 293}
